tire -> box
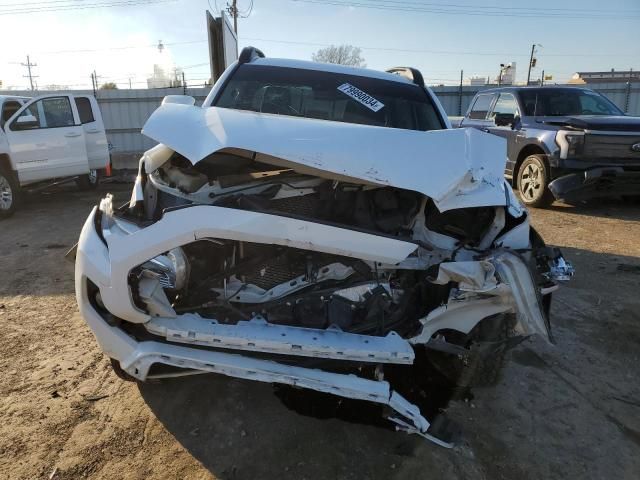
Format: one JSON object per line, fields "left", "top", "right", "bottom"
{"left": 0, "top": 165, "right": 20, "bottom": 219}
{"left": 76, "top": 169, "right": 99, "bottom": 190}
{"left": 516, "top": 155, "right": 554, "bottom": 208}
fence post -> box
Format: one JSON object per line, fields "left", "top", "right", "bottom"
{"left": 458, "top": 70, "right": 463, "bottom": 116}
{"left": 624, "top": 68, "right": 633, "bottom": 113}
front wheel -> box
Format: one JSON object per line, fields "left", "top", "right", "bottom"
{"left": 0, "top": 165, "right": 20, "bottom": 219}
{"left": 516, "top": 155, "right": 554, "bottom": 208}
{"left": 76, "top": 169, "right": 100, "bottom": 191}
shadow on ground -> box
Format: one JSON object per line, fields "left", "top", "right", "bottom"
{"left": 545, "top": 197, "right": 640, "bottom": 221}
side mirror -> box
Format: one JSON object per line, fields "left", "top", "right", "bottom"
{"left": 13, "top": 114, "right": 39, "bottom": 130}
{"left": 494, "top": 112, "right": 515, "bottom": 127}
{"left": 161, "top": 95, "right": 195, "bottom": 106}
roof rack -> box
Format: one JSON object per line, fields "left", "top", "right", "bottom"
{"left": 385, "top": 67, "right": 425, "bottom": 88}
{"left": 239, "top": 46, "right": 265, "bottom": 64}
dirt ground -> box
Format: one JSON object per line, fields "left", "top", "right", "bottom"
{"left": 1, "top": 183, "right": 639, "bottom": 480}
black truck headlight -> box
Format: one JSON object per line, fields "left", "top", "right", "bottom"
{"left": 555, "top": 130, "right": 585, "bottom": 159}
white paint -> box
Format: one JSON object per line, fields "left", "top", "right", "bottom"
{"left": 145, "top": 315, "right": 415, "bottom": 364}
{"left": 142, "top": 104, "right": 509, "bottom": 212}
{"left": 432, "top": 261, "right": 498, "bottom": 293}
{"left": 94, "top": 196, "right": 418, "bottom": 324}
{"left": 119, "top": 341, "right": 432, "bottom": 437}
{"left": 1, "top": 93, "right": 108, "bottom": 185}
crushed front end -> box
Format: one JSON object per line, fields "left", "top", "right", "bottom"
{"left": 74, "top": 106, "right": 573, "bottom": 447}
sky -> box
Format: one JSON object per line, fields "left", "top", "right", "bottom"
{"left": 0, "top": 0, "right": 639, "bottom": 90}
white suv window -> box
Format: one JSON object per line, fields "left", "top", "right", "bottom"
{"left": 13, "top": 97, "right": 75, "bottom": 129}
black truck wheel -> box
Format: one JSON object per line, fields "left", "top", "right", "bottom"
{"left": 517, "top": 155, "right": 554, "bottom": 208}
{"left": 0, "top": 165, "right": 19, "bottom": 219}
{"left": 76, "top": 169, "right": 100, "bottom": 191}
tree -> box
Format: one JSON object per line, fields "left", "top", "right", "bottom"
{"left": 99, "top": 82, "right": 118, "bottom": 90}
{"left": 312, "top": 45, "right": 366, "bottom": 67}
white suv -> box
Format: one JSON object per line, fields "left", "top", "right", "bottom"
{"left": 73, "top": 48, "right": 572, "bottom": 447}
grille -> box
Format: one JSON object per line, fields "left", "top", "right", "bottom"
{"left": 583, "top": 134, "right": 640, "bottom": 161}
{"left": 241, "top": 256, "right": 307, "bottom": 290}
{"left": 268, "top": 193, "right": 323, "bottom": 217}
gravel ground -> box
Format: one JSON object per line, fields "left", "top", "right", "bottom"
{"left": 0, "top": 184, "right": 639, "bottom": 480}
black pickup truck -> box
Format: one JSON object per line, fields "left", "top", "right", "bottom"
{"left": 456, "top": 86, "right": 640, "bottom": 207}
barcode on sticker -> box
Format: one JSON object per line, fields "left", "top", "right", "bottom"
{"left": 337, "top": 83, "right": 385, "bottom": 112}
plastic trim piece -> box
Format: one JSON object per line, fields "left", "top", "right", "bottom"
{"left": 145, "top": 315, "right": 415, "bottom": 364}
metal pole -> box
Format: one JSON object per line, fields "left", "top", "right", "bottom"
{"left": 91, "top": 72, "right": 97, "bottom": 97}
{"left": 541, "top": 70, "right": 545, "bottom": 86}
{"left": 26, "top": 56, "right": 34, "bottom": 91}
{"left": 232, "top": 0, "right": 238, "bottom": 33}
{"left": 458, "top": 69, "right": 463, "bottom": 116}
{"left": 21, "top": 55, "right": 38, "bottom": 91}
{"left": 526, "top": 44, "right": 535, "bottom": 86}
{"left": 625, "top": 68, "right": 633, "bottom": 113}
{"left": 182, "top": 71, "right": 186, "bottom": 95}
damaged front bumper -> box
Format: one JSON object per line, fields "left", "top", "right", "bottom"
{"left": 76, "top": 205, "right": 449, "bottom": 445}
{"left": 549, "top": 166, "right": 640, "bottom": 202}
{"left": 75, "top": 196, "right": 571, "bottom": 448}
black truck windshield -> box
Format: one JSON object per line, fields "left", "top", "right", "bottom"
{"left": 519, "top": 89, "right": 623, "bottom": 117}
{"left": 214, "top": 64, "right": 444, "bottom": 131}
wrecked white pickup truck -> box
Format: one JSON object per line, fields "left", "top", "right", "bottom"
{"left": 73, "top": 49, "right": 573, "bottom": 447}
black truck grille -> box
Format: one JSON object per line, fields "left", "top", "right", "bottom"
{"left": 583, "top": 134, "right": 640, "bottom": 161}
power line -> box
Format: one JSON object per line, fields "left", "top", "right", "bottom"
{"left": 32, "top": 39, "right": 206, "bottom": 55}
{"left": 240, "top": 36, "right": 640, "bottom": 58}
{"left": 348, "top": 0, "right": 640, "bottom": 15}
{"left": 6, "top": 35, "right": 638, "bottom": 58}
{"left": 291, "top": 0, "right": 640, "bottom": 19}
{"left": 0, "top": 0, "right": 176, "bottom": 15}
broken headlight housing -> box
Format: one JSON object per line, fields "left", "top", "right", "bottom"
{"left": 139, "top": 247, "right": 190, "bottom": 290}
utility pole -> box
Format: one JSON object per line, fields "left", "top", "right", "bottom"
{"left": 541, "top": 70, "right": 545, "bottom": 86}
{"left": 182, "top": 71, "right": 186, "bottom": 95}
{"left": 90, "top": 70, "right": 98, "bottom": 96}
{"left": 458, "top": 69, "right": 463, "bottom": 116}
{"left": 526, "top": 44, "right": 537, "bottom": 86}
{"left": 228, "top": 0, "right": 238, "bottom": 33}
{"left": 21, "top": 55, "right": 38, "bottom": 91}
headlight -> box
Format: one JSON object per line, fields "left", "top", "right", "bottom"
{"left": 555, "top": 130, "right": 585, "bottom": 159}
{"left": 140, "top": 247, "right": 189, "bottom": 290}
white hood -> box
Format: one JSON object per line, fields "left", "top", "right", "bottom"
{"left": 142, "top": 104, "right": 509, "bottom": 211}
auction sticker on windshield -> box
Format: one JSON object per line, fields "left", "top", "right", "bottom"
{"left": 337, "top": 83, "right": 385, "bottom": 112}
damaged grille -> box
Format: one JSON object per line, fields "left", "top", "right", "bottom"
{"left": 242, "top": 256, "right": 308, "bottom": 290}
{"left": 268, "top": 193, "right": 324, "bottom": 217}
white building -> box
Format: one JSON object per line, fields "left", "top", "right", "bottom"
{"left": 147, "top": 64, "right": 183, "bottom": 89}
{"left": 468, "top": 76, "right": 487, "bottom": 86}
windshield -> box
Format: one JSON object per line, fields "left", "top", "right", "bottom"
{"left": 519, "top": 89, "right": 623, "bottom": 117}
{"left": 214, "top": 64, "right": 444, "bottom": 131}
